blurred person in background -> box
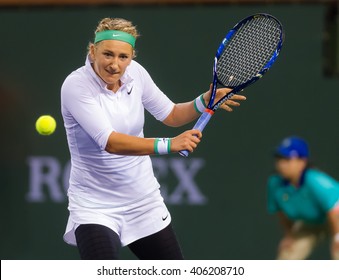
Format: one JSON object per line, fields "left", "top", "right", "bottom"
{"left": 61, "top": 17, "right": 246, "bottom": 260}
{"left": 267, "top": 136, "right": 339, "bottom": 259}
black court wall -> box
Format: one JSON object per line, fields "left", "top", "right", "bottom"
{"left": 0, "top": 4, "right": 338, "bottom": 259}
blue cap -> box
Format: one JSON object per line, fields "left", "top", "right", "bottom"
{"left": 275, "top": 136, "right": 309, "bottom": 158}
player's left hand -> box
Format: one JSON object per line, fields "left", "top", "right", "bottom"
{"left": 203, "top": 84, "right": 247, "bottom": 112}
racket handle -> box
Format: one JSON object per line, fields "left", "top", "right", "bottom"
{"left": 179, "top": 111, "right": 213, "bottom": 157}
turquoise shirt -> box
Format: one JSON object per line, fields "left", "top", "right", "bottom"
{"left": 267, "top": 169, "right": 339, "bottom": 224}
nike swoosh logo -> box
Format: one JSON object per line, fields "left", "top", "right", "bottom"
{"left": 127, "top": 86, "right": 133, "bottom": 95}
{"left": 162, "top": 214, "right": 168, "bottom": 221}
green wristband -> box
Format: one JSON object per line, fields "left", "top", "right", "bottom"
{"left": 154, "top": 138, "right": 160, "bottom": 154}
{"left": 194, "top": 94, "right": 206, "bottom": 114}
{"left": 154, "top": 138, "right": 171, "bottom": 155}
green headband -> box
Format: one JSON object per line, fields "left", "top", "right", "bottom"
{"left": 94, "top": 30, "right": 136, "bottom": 48}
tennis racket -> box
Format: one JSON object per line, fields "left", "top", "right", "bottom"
{"left": 179, "top": 13, "right": 284, "bottom": 157}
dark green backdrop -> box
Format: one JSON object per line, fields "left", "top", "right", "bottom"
{"left": 1, "top": 4, "right": 338, "bottom": 260}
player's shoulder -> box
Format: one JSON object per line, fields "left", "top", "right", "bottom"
{"left": 304, "top": 168, "right": 338, "bottom": 189}
{"left": 62, "top": 65, "right": 87, "bottom": 86}
{"left": 126, "top": 60, "right": 153, "bottom": 84}
{"left": 305, "top": 168, "right": 332, "bottom": 181}
{"left": 267, "top": 174, "right": 285, "bottom": 189}
{"left": 128, "top": 60, "right": 147, "bottom": 72}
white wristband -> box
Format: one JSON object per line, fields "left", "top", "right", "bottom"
{"left": 334, "top": 232, "right": 339, "bottom": 243}
{"left": 193, "top": 94, "right": 206, "bottom": 114}
{"left": 154, "top": 138, "right": 171, "bottom": 155}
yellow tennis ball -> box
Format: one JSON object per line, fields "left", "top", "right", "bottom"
{"left": 35, "top": 115, "right": 56, "bottom": 135}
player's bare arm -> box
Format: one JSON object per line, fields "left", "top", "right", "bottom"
{"left": 105, "top": 130, "right": 202, "bottom": 155}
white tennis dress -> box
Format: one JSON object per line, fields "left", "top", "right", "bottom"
{"left": 61, "top": 56, "right": 174, "bottom": 246}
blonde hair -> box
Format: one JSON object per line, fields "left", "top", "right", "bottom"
{"left": 94, "top": 18, "right": 139, "bottom": 38}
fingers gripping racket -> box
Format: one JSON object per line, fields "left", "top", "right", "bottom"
{"left": 179, "top": 13, "right": 284, "bottom": 157}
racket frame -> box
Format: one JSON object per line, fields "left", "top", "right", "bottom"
{"left": 179, "top": 13, "right": 284, "bottom": 157}
{"left": 209, "top": 13, "right": 284, "bottom": 112}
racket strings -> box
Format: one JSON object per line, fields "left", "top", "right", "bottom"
{"left": 217, "top": 16, "right": 282, "bottom": 87}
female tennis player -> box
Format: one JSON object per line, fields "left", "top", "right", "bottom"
{"left": 267, "top": 136, "right": 339, "bottom": 259}
{"left": 61, "top": 17, "right": 246, "bottom": 260}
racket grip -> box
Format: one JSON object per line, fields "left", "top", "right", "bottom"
{"left": 179, "top": 111, "right": 213, "bottom": 157}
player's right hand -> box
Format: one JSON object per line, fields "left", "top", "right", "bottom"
{"left": 171, "top": 129, "right": 202, "bottom": 153}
